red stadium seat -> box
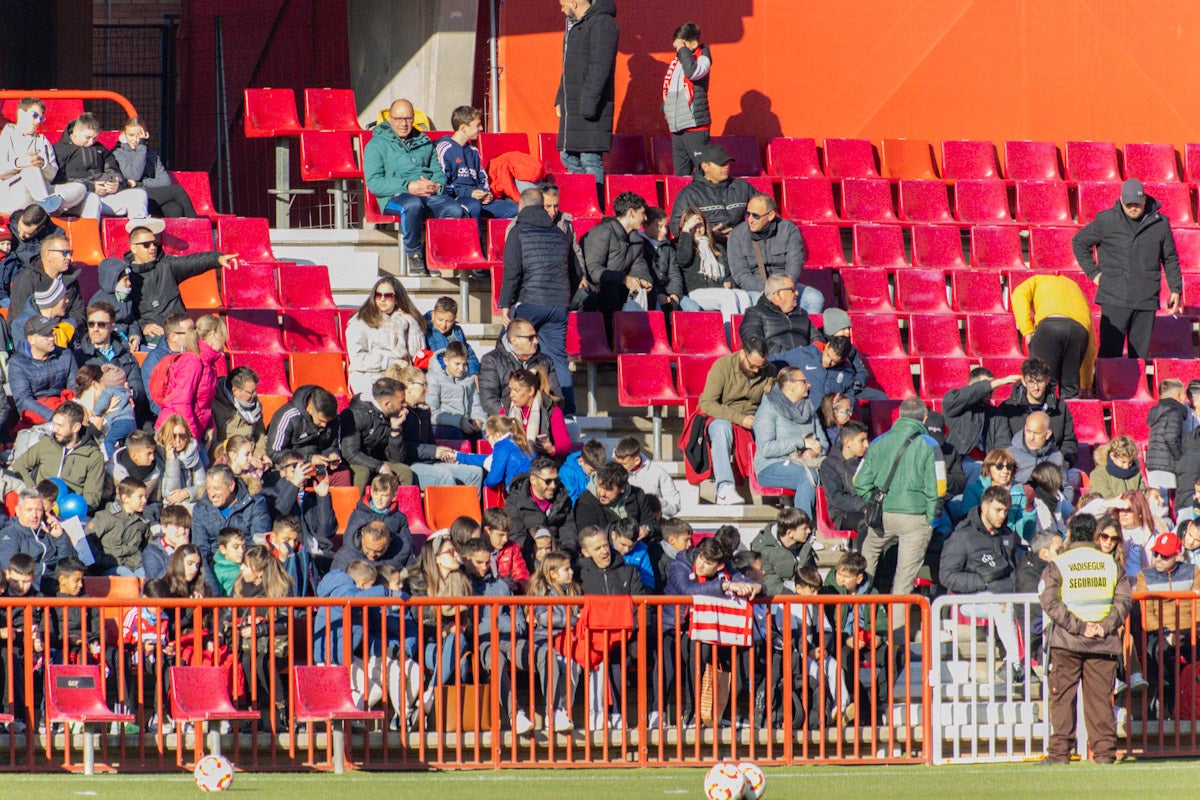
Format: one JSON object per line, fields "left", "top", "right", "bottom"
{"left": 612, "top": 311, "right": 672, "bottom": 355}
{"left": 951, "top": 270, "right": 1005, "bottom": 313}
{"left": 895, "top": 269, "right": 951, "bottom": 313}
{"left": 662, "top": 175, "right": 691, "bottom": 211}
{"left": 780, "top": 178, "right": 839, "bottom": 223}
{"left": 617, "top": 353, "right": 684, "bottom": 407}
{"left": 941, "top": 140, "right": 1002, "bottom": 181}
{"left": 912, "top": 225, "right": 967, "bottom": 271}
{"left": 283, "top": 308, "right": 343, "bottom": 353}
{"left": 477, "top": 132, "right": 529, "bottom": 168}
{"left": 965, "top": 314, "right": 1023, "bottom": 358}
{"left": 1066, "top": 399, "right": 1108, "bottom": 444}
{"left": 1077, "top": 182, "right": 1121, "bottom": 226}
{"left": 179, "top": 270, "right": 224, "bottom": 311}
{"left": 862, "top": 356, "right": 915, "bottom": 398}
{"left": 908, "top": 314, "right": 964, "bottom": 357}
{"left": 746, "top": 440, "right": 796, "bottom": 500}
{"left": 676, "top": 354, "right": 721, "bottom": 398}
{"left": 766, "top": 137, "right": 822, "bottom": 178}
{"left": 841, "top": 177, "right": 897, "bottom": 223}
{"left": 671, "top": 311, "right": 730, "bottom": 357}
{"left": 840, "top": 268, "right": 894, "bottom": 311}
{"left": 919, "top": 357, "right": 974, "bottom": 400}
{"left": 603, "top": 133, "right": 651, "bottom": 175}
{"left": 1174, "top": 227, "right": 1200, "bottom": 273}
{"left": 1186, "top": 144, "right": 1200, "bottom": 185}
{"left": 1065, "top": 141, "right": 1120, "bottom": 183}
{"left": 954, "top": 179, "right": 1012, "bottom": 224}
{"left": 223, "top": 262, "right": 280, "bottom": 310}
{"left": 1004, "top": 140, "right": 1062, "bottom": 182}
{"left": 1153, "top": 358, "right": 1200, "bottom": 391}
{"left": 866, "top": 399, "right": 903, "bottom": 438}
{"left": 800, "top": 224, "right": 848, "bottom": 268}
{"left": 824, "top": 138, "right": 879, "bottom": 179}
{"left": 278, "top": 264, "right": 336, "bottom": 309}
{"left": 1148, "top": 317, "right": 1195, "bottom": 359}
{"left": 298, "top": 130, "right": 361, "bottom": 181}
{"left": 230, "top": 352, "right": 291, "bottom": 397}
{"left": 1145, "top": 182, "right": 1195, "bottom": 227}
{"left": 970, "top": 225, "right": 1025, "bottom": 271}
{"left": 537, "top": 132, "right": 565, "bottom": 173}
{"left": 1094, "top": 358, "right": 1151, "bottom": 400}
{"left": 303, "top": 88, "right": 362, "bottom": 131}
{"left": 226, "top": 310, "right": 285, "bottom": 354}
{"left": 801, "top": 269, "right": 836, "bottom": 309}
{"left": 162, "top": 217, "right": 215, "bottom": 255}
{"left": 852, "top": 223, "right": 907, "bottom": 269}
{"left": 243, "top": 88, "right": 303, "bottom": 138}
{"left": 1015, "top": 181, "right": 1073, "bottom": 225}
{"left": 551, "top": 172, "right": 602, "bottom": 220}
{"left": 882, "top": 138, "right": 938, "bottom": 180}
{"left": 1028, "top": 226, "right": 1082, "bottom": 272}
{"left": 217, "top": 217, "right": 275, "bottom": 262}
{"left": 426, "top": 218, "right": 499, "bottom": 275}
{"left": 815, "top": 487, "right": 856, "bottom": 539}
{"left": 1109, "top": 400, "right": 1154, "bottom": 446}
{"left": 899, "top": 180, "right": 953, "bottom": 224}
{"left": 650, "top": 135, "right": 673, "bottom": 175}
{"left": 169, "top": 666, "right": 258, "bottom": 755}
{"left": 424, "top": 485, "right": 482, "bottom": 528}
{"left": 711, "top": 135, "right": 764, "bottom": 177}
{"left": 568, "top": 312, "right": 615, "bottom": 362}
{"left": 292, "top": 666, "right": 385, "bottom": 773}
{"left": 848, "top": 312, "right": 905, "bottom": 357}
{"left": 173, "top": 171, "right": 231, "bottom": 219}
{"left": 392, "top": 485, "right": 432, "bottom": 536}
{"left": 1124, "top": 142, "right": 1180, "bottom": 183}
{"left": 45, "top": 664, "right": 135, "bottom": 774}
{"left": 744, "top": 176, "right": 778, "bottom": 199}
{"left": 605, "top": 174, "right": 659, "bottom": 210}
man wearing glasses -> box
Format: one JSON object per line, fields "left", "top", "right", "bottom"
{"left": 8, "top": 314, "right": 78, "bottom": 426}
{"left": 727, "top": 193, "right": 822, "bottom": 314}
{"left": 9, "top": 234, "right": 83, "bottom": 328}
{"left": 477, "top": 318, "right": 561, "bottom": 416}
{"left": 504, "top": 456, "right": 577, "bottom": 557}
{"left": 71, "top": 301, "right": 147, "bottom": 414}
{"left": 363, "top": 98, "right": 465, "bottom": 276}
{"left": 989, "top": 357, "right": 1078, "bottom": 470}
{"left": 124, "top": 218, "right": 238, "bottom": 342}
{"left": 0, "top": 97, "right": 84, "bottom": 215}
{"left": 1073, "top": 177, "right": 1182, "bottom": 359}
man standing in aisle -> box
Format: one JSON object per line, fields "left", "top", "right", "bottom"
{"left": 556, "top": 0, "right": 619, "bottom": 200}
{"left": 1072, "top": 178, "right": 1182, "bottom": 358}
{"left": 1040, "top": 513, "right": 1131, "bottom": 765}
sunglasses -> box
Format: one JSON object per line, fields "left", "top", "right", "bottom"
{"left": 1097, "top": 534, "right": 1120, "bottom": 542}
{"left": 47, "top": 249, "right": 73, "bottom": 256}
{"left": 745, "top": 211, "right": 770, "bottom": 221}
{"left": 29, "top": 111, "right": 43, "bottom": 121}
{"left": 132, "top": 241, "right": 159, "bottom": 249}
{"left": 87, "top": 320, "right": 112, "bottom": 328}
{"left": 993, "top": 464, "right": 1015, "bottom": 471}
{"left": 374, "top": 291, "right": 396, "bottom": 300}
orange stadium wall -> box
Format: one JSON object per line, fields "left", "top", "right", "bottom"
{"left": 498, "top": 0, "right": 1200, "bottom": 151}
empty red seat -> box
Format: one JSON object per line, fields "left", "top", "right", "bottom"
{"left": 278, "top": 264, "right": 336, "bottom": 309}
{"left": 766, "top": 137, "right": 822, "bottom": 178}
{"left": 568, "top": 311, "right": 615, "bottom": 362}
{"left": 840, "top": 268, "right": 894, "bottom": 311}
{"left": 852, "top": 223, "right": 907, "bottom": 269}
{"left": 1148, "top": 317, "right": 1195, "bottom": 359}
{"left": 217, "top": 217, "right": 275, "bottom": 262}
{"left": 941, "top": 140, "right": 1002, "bottom": 181}
{"left": 1174, "top": 227, "right": 1200, "bottom": 273}
{"left": 965, "top": 314, "right": 1023, "bottom": 358}
{"left": 243, "top": 88, "right": 302, "bottom": 138}
{"left": 899, "top": 180, "right": 953, "bottom": 224}
{"left": 671, "top": 311, "right": 730, "bottom": 357}
{"left": 895, "top": 269, "right": 950, "bottom": 313}
{"left": 169, "top": 665, "right": 258, "bottom": 747}
{"left": 970, "top": 225, "right": 1025, "bottom": 271}
{"left": 912, "top": 224, "right": 967, "bottom": 271}
{"left": 617, "top": 354, "right": 683, "bottom": 407}
{"left": 226, "top": 309, "right": 284, "bottom": 353}
{"left": 1109, "top": 399, "right": 1154, "bottom": 445}
{"left": 824, "top": 138, "right": 879, "bottom": 179}
{"left": 293, "top": 665, "right": 385, "bottom": 772}
{"left": 848, "top": 312, "right": 905, "bottom": 357}
{"left": 477, "top": 132, "right": 529, "bottom": 168}
{"left": 425, "top": 218, "right": 497, "bottom": 272}
{"left": 1077, "top": 182, "right": 1121, "bottom": 225}
{"left": 711, "top": 135, "right": 764, "bottom": 176}
{"left": 230, "top": 352, "right": 291, "bottom": 397}
{"left": 303, "top": 88, "right": 361, "bottom": 131}
{"left": 951, "top": 270, "right": 1005, "bottom": 313}
{"left": 603, "top": 133, "right": 651, "bottom": 175}
{"left": 676, "top": 354, "right": 722, "bottom": 398}
{"left": 45, "top": 664, "right": 135, "bottom": 774}
{"left": 1154, "top": 357, "right": 1200, "bottom": 389}
{"left": 861, "top": 356, "right": 916, "bottom": 398}
{"left": 1065, "top": 141, "right": 1120, "bottom": 183}
{"left": 955, "top": 179, "right": 1012, "bottom": 224}
{"left": 919, "top": 357, "right": 973, "bottom": 400}
{"left": 613, "top": 311, "right": 672, "bottom": 355}
{"left": 908, "top": 314, "right": 964, "bottom": 357}
{"left": 1028, "top": 226, "right": 1082, "bottom": 272}
{"left": 1145, "top": 182, "right": 1195, "bottom": 227}
{"left": 1186, "top": 143, "right": 1200, "bottom": 185}
{"left": 1123, "top": 142, "right": 1180, "bottom": 183}
{"left": 224, "top": 261, "right": 280, "bottom": 309}
{"left": 1066, "top": 399, "right": 1108, "bottom": 444}
{"left": 283, "top": 309, "right": 343, "bottom": 352}
{"left": 882, "top": 138, "right": 939, "bottom": 180}
{"left": 298, "top": 130, "right": 361, "bottom": 181}
{"left": 866, "top": 398, "right": 903, "bottom": 438}
{"left": 781, "top": 178, "right": 838, "bottom": 223}
{"left": 1094, "top": 358, "right": 1151, "bottom": 400}
{"left": 1015, "top": 180, "right": 1073, "bottom": 225}
{"left": 395, "top": 484, "right": 432, "bottom": 536}
{"left": 550, "top": 172, "right": 602, "bottom": 220}
{"left": 1004, "top": 140, "right": 1062, "bottom": 182}
{"left": 841, "top": 177, "right": 897, "bottom": 223}
{"left": 801, "top": 224, "right": 848, "bottom": 268}
{"left": 537, "top": 132, "right": 566, "bottom": 173}
{"left": 661, "top": 175, "right": 691, "bottom": 211}
{"left": 605, "top": 174, "right": 659, "bottom": 210}
{"left": 173, "top": 170, "right": 232, "bottom": 219}
{"left": 801, "top": 269, "right": 837, "bottom": 309}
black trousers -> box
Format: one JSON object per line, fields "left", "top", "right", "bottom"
{"left": 1098, "top": 305, "right": 1155, "bottom": 359}
{"left": 146, "top": 183, "right": 197, "bottom": 218}
{"left": 672, "top": 129, "right": 710, "bottom": 177}
{"left": 1029, "top": 317, "right": 1091, "bottom": 399}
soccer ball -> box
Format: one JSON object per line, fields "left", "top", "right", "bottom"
{"left": 193, "top": 754, "right": 234, "bottom": 792}
{"left": 704, "top": 760, "right": 747, "bottom": 800}
{"left": 738, "top": 762, "right": 766, "bottom": 800}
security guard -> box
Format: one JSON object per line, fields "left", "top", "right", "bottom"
{"left": 1040, "top": 513, "right": 1132, "bottom": 764}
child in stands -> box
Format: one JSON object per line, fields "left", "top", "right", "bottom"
{"left": 613, "top": 436, "right": 681, "bottom": 518}
{"left": 608, "top": 517, "right": 655, "bottom": 590}
{"left": 211, "top": 527, "right": 247, "bottom": 596}
{"left": 482, "top": 507, "right": 529, "bottom": 591}
{"left": 424, "top": 297, "right": 479, "bottom": 375}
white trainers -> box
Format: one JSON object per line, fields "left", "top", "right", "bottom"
{"left": 715, "top": 485, "right": 742, "bottom": 505}
{"left": 548, "top": 709, "right": 574, "bottom": 732}
{"left": 514, "top": 709, "right": 535, "bottom": 735}
{"left": 608, "top": 712, "right": 623, "bottom": 730}
{"left": 646, "top": 711, "right": 660, "bottom": 729}
{"left": 1130, "top": 672, "right": 1150, "bottom": 691}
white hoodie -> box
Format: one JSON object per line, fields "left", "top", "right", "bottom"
{"left": 627, "top": 452, "right": 681, "bottom": 518}
{"left": 0, "top": 123, "right": 56, "bottom": 183}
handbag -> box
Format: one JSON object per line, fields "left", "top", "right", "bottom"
{"left": 622, "top": 287, "right": 649, "bottom": 312}
{"left": 863, "top": 431, "right": 922, "bottom": 531}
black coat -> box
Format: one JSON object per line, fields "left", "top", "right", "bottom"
{"left": 818, "top": 446, "right": 864, "bottom": 529}
{"left": 339, "top": 395, "right": 404, "bottom": 472}
{"left": 986, "top": 383, "right": 1077, "bottom": 467}
{"left": 124, "top": 250, "right": 221, "bottom": 327}
{"left": 265, "top": 385, "right": 342, "bottom": 462}
{"left": 1072, "top": 196, "right": 1182, "bottom": 311}
{"left": 555, "top": 0, "right": 619, "bottom": 154}
{"left": 477, "top": 336, "right": 562, "bottom": 417}
{"left": 1175, "top": 428, "right": 1200, "bottom": 509}
{"left": 668, "top": 176, "right": 757, "bottom": 235}
{"left": 573, "top": 485, "right": 658, "bottom": 536}
{"left": 738, "top": 294, "right": 825, "bottom": 356}
{"left": 9, "top": 258, "right": 85, "bottom": 329}
{"left": 939, "top": 506, "right": 1020, "bottom": 594}
{"left": 583, "top": 217, "right": 652, "bottom": 288}
{"left": 1147, "top": 397, "right": 1188, "bottom": 473}
{"left": 1013, "top": 550, "right": 1051, "bottom": 595}
{"left": 675, "top": 230, "right": 725, "bottom": 293}
{"left": 578, "top": 552, "right": 645, "bottom": 595}
{"left": 499, "top": 205, "right": 578, "bottom": 309}
{"left": 943, "top": 378, "right": 998, "bottom": 460}
{"left": 504, "top": 474, "right": 578, "bottom": 554}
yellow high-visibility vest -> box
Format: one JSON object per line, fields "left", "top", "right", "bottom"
{"left": 1055, "top": 546, "right": 1117, "bottom": 622}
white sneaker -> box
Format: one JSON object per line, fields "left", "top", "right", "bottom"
{"left": 549, "top": 709, "right": 574, "bottom": 732}
{"left": 608, "top": 712, "right": 623, "bottom": 729}
{"left": 647, "top": 711, "right": 660, "bottom": 729}
{"left": 1113, "top": 678, "right": 1128, "bottom": 696}
{"left": 514, "top": 709, "right": 535, "bottom": 735}
{"left": 1130, "top": 672, "right": 1150, "bottom": 691}
{"left": 715, "top": 485, "right": 742, "bottom": 506}
{"left": 589, "top": 711, "right": 605, "bottom": 731}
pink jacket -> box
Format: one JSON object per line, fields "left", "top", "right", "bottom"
{"left": 156, "top": 340, "right": 223, "bottom": 437}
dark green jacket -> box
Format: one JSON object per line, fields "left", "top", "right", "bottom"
{"left": 854, "top": 416, "right": 944, "bottom": 523}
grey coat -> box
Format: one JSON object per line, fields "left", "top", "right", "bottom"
{"left": 427, "top": 352, "right": 486, "bottom": 432}
{"left": 727, "top": 218, "right": 807, "bottom": 294}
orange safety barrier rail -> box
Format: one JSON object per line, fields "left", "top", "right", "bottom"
{"left": 0, "top": 90, "right": 138, "bottom": 122}
{"left": 1124, "top": 590, "right": 1200, "bottom": 759}
{"left": 0, "top": 594, "right": 930, "bottom": 772}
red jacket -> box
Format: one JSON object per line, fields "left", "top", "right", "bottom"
{"left": 156, "top": 340, "right": 223, "bottom": 437}
{"left": 492, "top": 541, "right": 530, "bottom": 591}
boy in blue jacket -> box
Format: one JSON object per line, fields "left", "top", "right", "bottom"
{"left": 424, "top": 297, "right": 480, "bottom": 375}
{"left": 434, "top": 105, "right": 518, "bottom": 222}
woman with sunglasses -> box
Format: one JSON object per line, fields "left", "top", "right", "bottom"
{"left": 1078, "top": 490, "right": 1159, "bottom": 580}
{"left": 346, "top": 276, "right": 427, "bottom": 397}
{"left": 954, "top": 448, "right": 1024, "bottom": 526}
{"left": 818, "top": 392, "right": 854, "bottom": 448}
{"left": 156, "top": 413, "right": 208, "bottom": 510}
{"left": 1090, "top": 515, "right": 1150, "bottom": 694}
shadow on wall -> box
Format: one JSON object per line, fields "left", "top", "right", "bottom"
{"left": 722, "top": 90, "right": 783, "bottom": 139}
{"left": 615, "top": 51, "right": 670, "bottom": 136}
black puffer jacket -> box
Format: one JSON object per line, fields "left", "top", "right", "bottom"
{"left": 555, "top": 0, "right": 619, "bottom": 154}
{"left": 1072, "top": 196, "right": 1182, "bottom": 311}
{"left": 53, "top": 122, "right": 121, "bottom": 189}
{"left": 737, "top": 294, "right": 824, "bottom": 356}
{"left": 1147, "top": 396, "right": 1188, "bottom": 473}
{"left": 939, "top": 506, "right": 1019, "bottom": 594}
{"left": 9, "top": 257, "right": 84, "bottom": 328}
{"left": 578, "top": 551, "right": 646, "bottom": 595}
{"left": 504, "top": 473, "right": 578, "bottom": 553}
{"left": 339, "top": 395, "right": 404, "bottom": 472}
{"left": 668, "top": 176, "right": 757, "bottom": 235}
{"left": 641, "top": 235, "right": 684, "bottom": 299}
{"left": 583, "top": 217, "right": 652, "bottom": 288}
{"left": 818, "top": 446, "right": 864, "bottom": 529}
{"left": 265, "top": 385, "right": 342, "bottom": 462}
{"left": 499, "top": 205, "right": 579, "bottom": 309}
{"left": 573, "top": 484, "right": 658, "bottom": 538}
{"left": 124, "top": 249, "right": 221, "bottom": 327}
{"left": 1177, "top": 428, "right": 1200, "bottom": 509}
{"left": 478, "top": 334, "right": 562, "bottom": 417}
{"left": 986, "top": 383, "right": 1077, "bottom": 467}
{"left": 943, "top": 378, "right": 998, "bottom": 459}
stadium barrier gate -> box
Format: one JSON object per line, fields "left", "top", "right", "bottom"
{"left": 0, "top": 594, "right": 930, "bottom": 771}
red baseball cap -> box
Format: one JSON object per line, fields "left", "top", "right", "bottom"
{"left": 1151, "top": 532, "right": 1182, "bottom": 558}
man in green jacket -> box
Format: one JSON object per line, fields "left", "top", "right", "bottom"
{"left": 12, "top": 401, "right": 106, "bottom": 512}
{"left": 750, "top": 507, "right": 816, "bottom": 596}
{"left": 364, "top": 98, "right": 465, "bottom": 273}
{"left": 854, "top": 398, "right": 945, "bottom": 596}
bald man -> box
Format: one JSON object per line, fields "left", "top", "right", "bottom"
{"left": 363, "top": 98, "right": 465, "bottom": 274}
{"left": 1006, "top": 410, "right": 1065, "bottom": 484}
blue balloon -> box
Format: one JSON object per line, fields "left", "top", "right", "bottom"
{"left": 57, "top": 493, "right": 88, "bottom": 520}
{"left": 48, "top": 478, "right": 69, "bottom": 502}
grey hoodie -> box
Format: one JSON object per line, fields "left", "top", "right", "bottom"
{"left": 426, "top": 351, "right": 486, "bottom": 432}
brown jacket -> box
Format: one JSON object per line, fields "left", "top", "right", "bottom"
{"left": 1134, "top": 563, "right": 1200, "bottom": 632}
{"left": 1040, "top": 542, "right": 1132, "bottom": 657}
{"left": 698, "top": 352, "right": 776, "bottom": 426}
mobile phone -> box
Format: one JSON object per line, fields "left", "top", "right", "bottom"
{"left": 314, "top": 464, "right": 328, "bottom": 478}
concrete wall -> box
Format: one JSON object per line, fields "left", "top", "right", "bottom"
{"left": 347, "top": 0, "right": 479, "bottom": 131}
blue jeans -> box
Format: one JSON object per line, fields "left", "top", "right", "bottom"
{"left": 459, "top": 196, "right": 519, "bottom": 220}
{"left": 746, "top": 284, "right": 824, "bottom": 315}
{"left": 708, "top": 419, "right": 737, "bottom": 491}
{"left": 411, "top": 462, "right": 484, "bottom": 489}
{"left": 383, "top": 193, "right": 466, "bottom": 254}
{"left": 561, "top": 151, "right": 604, "bottom": 196}
{"left": 513, "top": 303, "right": 575, "bottom": 415}
{"left": 755, "top": 460, "right": 818, "bottom": 516}
{"left": 104, "top": 417, "right": 137, "bottom": 459}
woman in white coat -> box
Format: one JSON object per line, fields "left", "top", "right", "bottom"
{"left": 345, "top": 276, "right": 426, "bottom": 396}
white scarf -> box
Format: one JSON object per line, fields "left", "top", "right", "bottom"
{"left": 695, "top": 233, "right": 724, "bottom": 281}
